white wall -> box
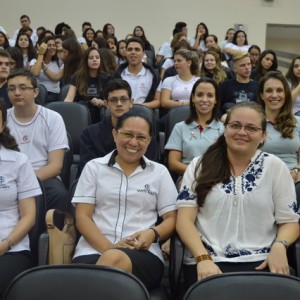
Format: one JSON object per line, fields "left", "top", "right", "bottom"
{"left": 1, "top": 0, "right": 300, "bottom": 52}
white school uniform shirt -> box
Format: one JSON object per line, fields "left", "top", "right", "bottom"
{"left": 72, "top": 150, "right": 178, "bottom": 262}
{"left": 0, "top": 146, "right": 41, "bottom": 252}
{"left": 121, "top": 66, "right": 154, "bottom": 103}
{"left": 7, "top": 105, "right": 69, "bottom": 170}
{"left": 161, "top": 75, "right": 199, "bottom": 102}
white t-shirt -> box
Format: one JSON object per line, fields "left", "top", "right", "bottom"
{"left": 30, "top": 59, "right": 64, "bottom": 93}
{"left": 177, "top": 150, "right": 299, "bottom": 265}
{"left": 7, "top": 105, "right": 69, "bottom": 170}
{"left": 72, "top": 151, "right": 178, "bottom": 262}
{"left": 161, "top": 75, "right": 200, "bottom": 102}
{"left": 225, "top": 43, "right": 250, "bottom": 52}
{"left": 0, "top": 146, "right": 41, "bottom": 252}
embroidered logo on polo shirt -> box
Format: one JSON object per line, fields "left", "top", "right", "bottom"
{"left": 0, "top": 176, "right": 9, "bottom": 189}
{"left": 137, "top": 184, "right": 154, "bottom": 195}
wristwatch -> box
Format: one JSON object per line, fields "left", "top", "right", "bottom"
{"left": 291, "top": 167, "right": 300, "bottom": 175}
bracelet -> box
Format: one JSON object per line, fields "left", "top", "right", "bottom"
{"left": 149, "top": 227, "right": 160, "bottom": 243}
{"left": 1, "top": 238, "right": 14, "bottom": 250}
{"left": 273, "top": 239, "right": 288, "bottom": 250}
{"left": 195, "top": 254, "right": 212, "bottom": 264}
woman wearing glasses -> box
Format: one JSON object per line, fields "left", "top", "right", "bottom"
{"left": 176, "top": 101, "right": 299, "bottom": 290}
{"left": 72, "top": 110, "right": 177, "bottom": 290}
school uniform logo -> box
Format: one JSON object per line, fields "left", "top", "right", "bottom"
{"left": 137, "top": 184, "right": 154, "bottom": 195}
{"left": 0, "top": 176, "right": 9, "bottom": 189}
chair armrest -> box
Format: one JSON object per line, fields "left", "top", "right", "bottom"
{"left": 169, "top": 232, "right": 185, "bottom": 297}
{"left": 295, "top": 239, "right": 300, "bottom": 277}
{"left": 38, "top": 231, "right": 49, "bottom": 266}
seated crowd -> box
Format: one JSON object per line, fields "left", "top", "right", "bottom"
{"left": 0, "top": 15, "right": 300, "bottom": 300}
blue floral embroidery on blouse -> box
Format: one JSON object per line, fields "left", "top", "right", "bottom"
{"left": 224, "top": 244, "right": 270, "bottom": 258}
{"left": 289, "top": 202, "right": 298, "bottom": 213}
{"left": 177, "top": 185, "right": 197, "bottom": 201}
{"left": 221, "top": 152, "right": 268, "bottom": 195}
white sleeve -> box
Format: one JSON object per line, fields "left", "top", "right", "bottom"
{"left": 176, "top": 156, "right": 200, "bottom": 208}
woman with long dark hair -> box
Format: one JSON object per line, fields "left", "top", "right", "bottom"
{"left": 64, "top": 47, "right": 111, "bottom": 123}
{"left": 176, "top": 101, "right": 299, "bottom": 290}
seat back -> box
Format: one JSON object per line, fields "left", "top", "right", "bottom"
{"left": 29, "top": 178, "right": 46, "bottom": 266}
{"left": 3, "top": 264, "right": 150, "bottom": 300}
{"left": 35, "top": 83, "right": 48, "bottom": 106}
{"left": 183, "top": 272, "right": 300, "bottom": 300}
{"left": 162, "top": 106, "right": 190, "bottom": 176}
{"left": 45, "top": 102, "right": 91, "bottom": 156}
{"left": 164, "top": 106, "right": 190, "bottom": 146}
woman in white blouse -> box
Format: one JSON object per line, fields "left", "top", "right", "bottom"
{"left": 176, "top": 101, "right": 299, "bottom": 290}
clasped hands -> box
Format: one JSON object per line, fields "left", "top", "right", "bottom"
{"left": 112, "top": 229, "right": 155, "bottom": 251}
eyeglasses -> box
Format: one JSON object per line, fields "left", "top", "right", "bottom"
{"left": 225, "top": 122, "right": 263, "bottom": 133}
{"left": 107, "top": 96, "right": 131, "bottom": 105}
{"left": 117, "top": 130, "right": 151, "bottom": 143}
{"left": 7, "top": 85, "right": 35, "bottom": 93}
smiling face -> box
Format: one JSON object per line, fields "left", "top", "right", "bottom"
{"left": 87, "top": 49, "right": 101, "bottom": 70}
{"left": 203, "top": 53, "right": 216, "bottom": 71}
{"left": 260, "top": 78, "right": 285, "bottom": 113}
{"left": 224, "top": 107, "right": 266, "bottom": 157}
{"left": 85, "top": 29, "right": 94, "bottom": 41}
{"left": 46, "top": 39, "right": 56, "bottom": 57}
{"left": 113, "top": 116, "right": 151, "bottom": 166}
{"left": 126, "top": 41, "right": 144, "bottom": 66}
{"left": 192, "top": 82, "right": 216, "bottom": 118}
{"left": 206, "top": 36, "right": 216, "bottom": 49}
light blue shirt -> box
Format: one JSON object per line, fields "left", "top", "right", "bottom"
{"left": 165, "top": 119, "right": 224, "bottom": 164}
{"left": 261, "top": 116, "right": 300, "bottom": 169}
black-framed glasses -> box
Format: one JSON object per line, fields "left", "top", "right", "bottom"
{"left": 7, "top": 85, "right": 35, "bottom": 93}
{"left": 225, "top": 122, "right": 263, "bottom": 133}
{"left": 117, "top": 130, "right": 151, "bottom": 143}
{"left": 107, "top": 96, "right": 130, "bottom": 105}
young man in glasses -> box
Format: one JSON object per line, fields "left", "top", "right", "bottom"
{"left": 6, "top": 69, "right": 69, "bottom": 211}
{"left": 79, "top": 79, "right": 158, "bottom": 173}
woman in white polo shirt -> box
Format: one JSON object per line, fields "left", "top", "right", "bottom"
{"left": 72, "top": 111, "right": 177, "bottom": 290}
{"left": 0, "top": 100, "right": 41, "bottom": 298}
